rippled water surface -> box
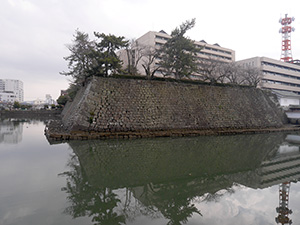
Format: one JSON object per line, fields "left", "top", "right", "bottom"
{"left": 1, "top": 119, "right": 300, "bottom": 225}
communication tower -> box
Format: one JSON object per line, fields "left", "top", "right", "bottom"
{"left": 275, "top": 182, "right": 293, "bottom": 224}
{"left": 279, "top": 14, "right": 295, "bottom": 62}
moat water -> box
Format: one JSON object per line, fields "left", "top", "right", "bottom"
{"left": 1, "top": 119, "right": 300, "bottom": 225}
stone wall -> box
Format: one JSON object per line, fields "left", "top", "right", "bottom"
{"left": 61, "top": 76, "right": 286, "bottom": 133}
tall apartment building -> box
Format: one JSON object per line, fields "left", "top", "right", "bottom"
{"left": 236, "top": 57, "right": 300, "bottom": 94}
{"left": 0, "top": 79, "right": 24, "bottom": 103}
{"left": 119, "top": 31, "right": 235, "bottom": 77}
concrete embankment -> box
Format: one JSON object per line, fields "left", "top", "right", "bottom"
{"left": 46, "top": 76, "right": 297, "bottom": 140}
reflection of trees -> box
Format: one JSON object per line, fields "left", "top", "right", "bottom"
{"left": 119, "top": 186, "right": 161, "bottom": 223}
{"left": 60, "top": 132, "right": 290, "bottom": 224}
{"left": 131, "top": 182, "right": 202, "bottom": 225}
{"left": 60, "top": 151, "right": 204, "bottom": 225}
{"left": 59, "top": 154, "right": 125, "bottom": 225}
{"left": 148, "top": 184, "right": 202, "bottom": 225}
{"left": 199, "top": 185, "right": 236, "bottom": 203}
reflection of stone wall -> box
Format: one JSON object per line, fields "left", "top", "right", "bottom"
{"left": 68, "top": 132, "right": 287, "bottom": 190}
{"left": 62, "top": 77, "right": 286, "bottom": 133}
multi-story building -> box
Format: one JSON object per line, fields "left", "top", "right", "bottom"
{"left": 119, "top": 30, "right": 235, "bottom": 77}
{"left": 236, "top": 57, "right": 300, "bottom": 94}
{"left": 45, "top": 94, "right": 56, "bottom": 105}
{"left": 120, "top": 31, "right": 300, "bottom": 100}
{"left": 0, "top": 79, "right": 24, "bottom": 103}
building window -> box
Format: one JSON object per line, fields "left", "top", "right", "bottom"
{"left": 155, "top": 35, "right": 169, "bottom": 41}
{"left": 262, "top": 61, "right": 300, "bottom": 73}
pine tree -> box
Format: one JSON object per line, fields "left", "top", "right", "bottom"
{"left": 158, "top": 19, "right": 198, "bottom": 79}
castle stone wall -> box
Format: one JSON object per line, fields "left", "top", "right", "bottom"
{"left": 61, "top": 77, "right": 286, "bottom": 133}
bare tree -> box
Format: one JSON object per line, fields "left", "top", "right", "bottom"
{"left": 141, "top": 46, "right": 161, "bottom": 79}
{"left": 198, "top": 60, "right": 261, "bottom": 87}
{"left": 125, "top": 40, "right": 146, "bottom": 75}
{"left": 219, "top": 63, "right": 245, "bottom": 85}
{"left": 198, "top": 58, "right": 225, "bottom": 84}
{"left": 241, "top": 65, "right": 262, "bottom": 87}
{"left": 215, "top": 62, "right": 231, "bottom": 84}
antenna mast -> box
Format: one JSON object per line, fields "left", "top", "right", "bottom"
{"left": 279, "top": 14, "right": 295, "bottom": 62}
{"left": 275, "top": 182, "right": 293, "bottom": 224}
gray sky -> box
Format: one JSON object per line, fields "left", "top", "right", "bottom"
{"left": 1, "top": 0, "right": 300, "bottom": 101}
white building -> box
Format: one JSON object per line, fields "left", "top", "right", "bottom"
{"left": 272, "top": 90, "right": 300, "bottom": 107}
{"left": 45, "top": 94, "right": 56, "bottom": 105}
{"left": 236, "top": 57, "right": 300, "bottom": 94}
{"left": 0, "top": 79, "right": 24, "bottom": 103}
{"left": 119, "top": 30, "right": 235, "bottom": 78}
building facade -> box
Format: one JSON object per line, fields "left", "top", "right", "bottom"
{"left": 119, "top": 31, "right": 235, "bottom": 77}
{"left": 272, "top": 90, "right": 300, "bottom": 107}
{"left": 45, "top": 94, "right": 56, "bottom": 105}
{"left": 236, "top": 57, "right": 300, "bottom": 94}
{"left": 0, "top": 79, "right": 24, "bottom": 103}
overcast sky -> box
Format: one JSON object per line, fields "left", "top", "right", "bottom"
{"left": 1, "top": 0, "right": 300, "bottom": 101}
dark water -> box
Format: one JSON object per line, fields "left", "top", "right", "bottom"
{"left": 1, "top": 119, "right": 300, "bottom": 225}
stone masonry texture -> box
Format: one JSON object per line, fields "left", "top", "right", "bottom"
{"left": 61, "top": 76, "right": 286, "bottom": 133}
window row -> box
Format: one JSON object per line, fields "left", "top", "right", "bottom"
{"left": 202, "top": 46, "right": 232, "bottom": 55}
{"left": 198, "top": 51, "right": 232, "bottom": 61}
{"left": 155, "top": 36, "right": 232, "bottom": 56}
{"left": 263, "top": 70, "right": 300, "bottom": 80}
{"left": 154, "top": 42, "right": 232, "bottom": 61}
{"left": 155, "top": 35, "right": 169, "bottom": 41}
{"left": 262, "top": 79, "right": 300, "bottom": 88}
{"left": 262, "top": 61, "right": 300, "bottom": 73}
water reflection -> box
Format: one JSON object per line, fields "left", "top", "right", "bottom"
{"left": 59, "top": 133, "right": 300, "bottom": 224}
{"left": 0, "top": 119, "right": 92, "bottom": 225}
{"left": 0, "top": 119, "right": 23, "bottom": 144}
{"left": 0, "top": 119, "right": 48, "bottom": 144}
{"left": 273, "top": 135, "right": 300, "bottom": 225}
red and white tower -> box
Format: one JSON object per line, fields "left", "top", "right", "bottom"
{"left": 279, "top": 14, "right": 295, "bottom": 62}
{"left": 275, "top": 182, "right": 293, "bottom": 224}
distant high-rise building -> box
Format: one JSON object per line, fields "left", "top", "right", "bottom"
{"left": 45, "top": 94, "right": 56, "bottom": 105}
{"left": 0, "top": 79, "right": 24, "bottom": 103}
